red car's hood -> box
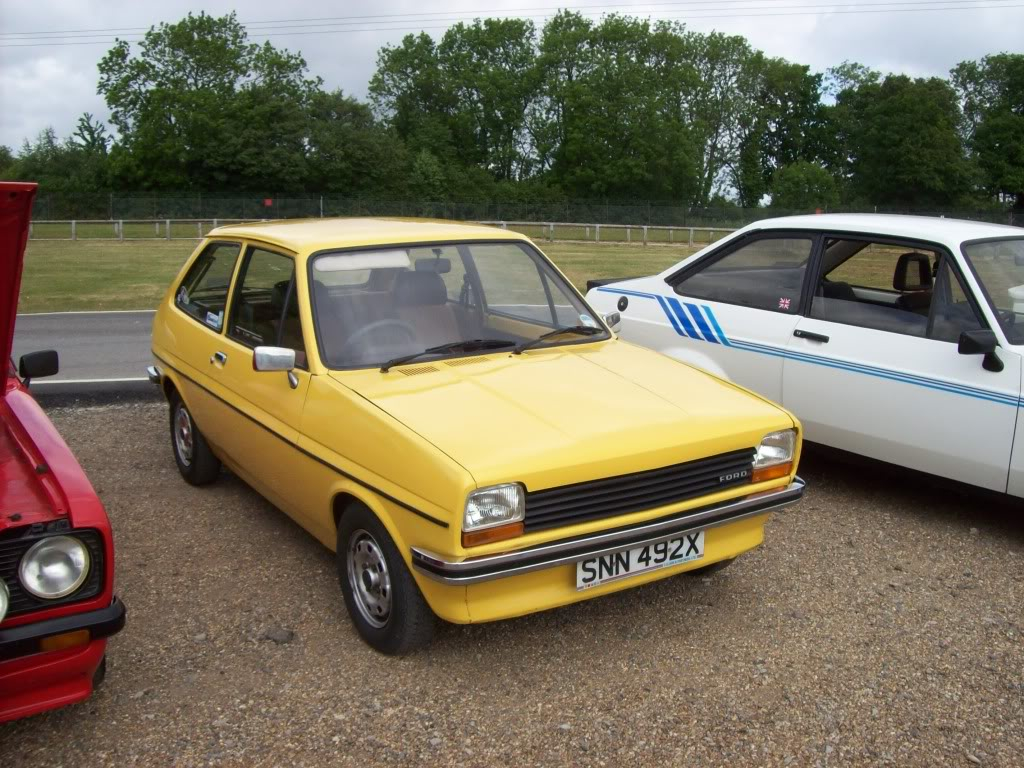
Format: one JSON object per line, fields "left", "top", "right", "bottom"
{"left": 0, "top": 182, "right": 37, "bottom": 391}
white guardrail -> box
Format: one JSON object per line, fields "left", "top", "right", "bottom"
{"left": 27, "top": 219, "right": 737, "bottom": 246}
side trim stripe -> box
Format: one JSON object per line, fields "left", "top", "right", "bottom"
{"left": 596, "top": 286, "right": 1020, "bottom": 408}
{"left": 151, "top": 352, "right": 450, "bottom": 528}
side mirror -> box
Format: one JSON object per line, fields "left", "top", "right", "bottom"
{"left": 602, "top": 312, "right": 622, "bottom": 332}
{"left": 958, "top": 329, "right": 1004, "bottom": 372}
{"left": 253, "top": 346, "right": 295, "bottom": 372}
{"left": 19, "top": 350, "right": 59, "bottom": 385}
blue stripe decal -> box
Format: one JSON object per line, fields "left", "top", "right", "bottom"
{"left": 665, "top": 297, "right": 702, "bottom": 340}
{"left": 655, "top": 295, "right": 686, "bottom": 338}
{"left": 702, "top": 305, "right": 733, "bottom": 347}
{"left": 684, "top": 302, "right": 720, "bottom": 344}
{"left": 594, "top": 285, "right": 1020, "bottom": 407}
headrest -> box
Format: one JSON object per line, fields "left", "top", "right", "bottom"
{"left": 394, "top": 270, "right": 447, "bottom": 307}
{"left": 270, "top": 279, "right": 291, "bottom": 310}
{"left": 894, "top": 252, "right": 932, "bottom": 291}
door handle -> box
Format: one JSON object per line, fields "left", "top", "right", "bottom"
{"left": 793, "top": 329, "right": 829, "bottom": 343}
{"left": 210, "top": 351, "right": 228, "bottom": 365}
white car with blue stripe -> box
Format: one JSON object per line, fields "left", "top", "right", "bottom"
{"left": 585, "top": 214, "right": 1024, "bottom": 497}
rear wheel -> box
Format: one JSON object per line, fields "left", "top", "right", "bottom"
{"left": 336, "top": 504, "right": 435, "bottom": 655}
{"left": 169, "top": 396, "right": 220, "bottom": 485}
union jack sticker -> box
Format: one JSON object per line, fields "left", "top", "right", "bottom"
{"left": 778, "top": 297, "right": 791, "bottom": 310}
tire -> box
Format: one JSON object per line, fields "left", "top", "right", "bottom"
{"left": 169, "top": 395, "right": 220, "bottom": 486}
{"left": 687, "top": 557, "right": 736, "bottom": 576}
{"left": 336, "top": 503, "right": 435, "bottom": 655}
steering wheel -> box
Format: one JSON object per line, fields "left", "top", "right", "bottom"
{"left": 338, "top": 319, "right": 418, "bottom": 355}
{"left": 997, "top": 308, "right": 1018, "bottom": 327}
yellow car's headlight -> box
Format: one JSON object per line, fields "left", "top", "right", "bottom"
{"left": 752, "top": 429, "right": 796, "bottom": 483}
{"left": 463, "top": 483, "right": 525, "bottom": 547}
{"left": 19, "top": 535, "right": 91, "bottom": 599}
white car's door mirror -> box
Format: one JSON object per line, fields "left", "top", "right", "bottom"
{"left": 602, "top": 312, "right": 621, "bottom": 332}
{"left": 957, "top": 329, "right": 1003, "bottom": 373}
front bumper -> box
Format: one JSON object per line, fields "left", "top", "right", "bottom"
{"left": 0, "top": 597, "right": 126, "bottom": 662}
{"left": 412, "top": 477, "right": 804, "bottom": 585}
{"left": 0, "top": 598, "right": 125, "bottom": 722}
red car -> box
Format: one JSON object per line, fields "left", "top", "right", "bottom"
{"left": 0, "top": 181, "right": 125, "bottom": 722}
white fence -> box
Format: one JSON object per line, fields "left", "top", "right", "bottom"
{"left": 27, "top": 218, "right": 736, "bottom": 247}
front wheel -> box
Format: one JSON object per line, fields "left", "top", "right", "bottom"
{"left": 169, "top": 396, "right": 220, "bottom": 486}
{"left": 337, "top": 504, "right": 435, "bottom": 655}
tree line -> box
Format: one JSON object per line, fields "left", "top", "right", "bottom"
{"left": 2, "top": 11, "right": 1022, "bottom": 213}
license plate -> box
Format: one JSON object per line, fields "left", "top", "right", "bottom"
{"left": 576, "top": 531, "right": 705, "bottom": 590}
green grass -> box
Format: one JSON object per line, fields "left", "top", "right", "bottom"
{"left": 19, "top": 238, "right": 700, "bottom": 313}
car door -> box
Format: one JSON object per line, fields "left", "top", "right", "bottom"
{"left": 654, "top": 231, "right": 819, "bottom": 403}
{"left": 783, "top": 234, "right": 1021, "bottom": 492}
{"left": 212, "top": 243, "right": 313, "bottom": 518}
{"left": 166, "top": 239, "right": 245, "bottom": 443}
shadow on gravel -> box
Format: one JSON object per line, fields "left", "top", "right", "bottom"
{"left": 797, "top": 443, "right": 1023, "bottom": 542}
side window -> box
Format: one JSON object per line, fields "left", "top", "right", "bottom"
{"left": 672, "top": 236, "right": 812, "bottom": 314}
{"left": 176, "top": 242, "right": 241, "bottom": 331}
{"left": 929, "top": 257, "right": 985, "bottom": 343}
{"left": 228, "top": 247, "right": 306, "bottom": 364}
{"left": 810, "top": 238, "right": 940, "bottom": 338}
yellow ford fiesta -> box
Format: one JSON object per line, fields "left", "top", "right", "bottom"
{"left": 149, "top": 218, "right": 804, "bottom": 654}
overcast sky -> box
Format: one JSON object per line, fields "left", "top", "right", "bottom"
{"left": 1, "top": 0, "right": 1022, "bottom": 150}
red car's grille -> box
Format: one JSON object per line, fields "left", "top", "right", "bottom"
{"left": 0, "top": 527, "right": 104, "bottom": 619}
{"left": 524, "top": 448, "right": 756, "bottom": 532}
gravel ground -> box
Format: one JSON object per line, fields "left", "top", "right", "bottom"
{"left": 2, "top": 402, "right": 1023, "bottom": 767}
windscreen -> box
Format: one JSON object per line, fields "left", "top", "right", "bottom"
{"left": 310, "top": 241, "right": 606, "bottom": 369}
{"left": 962, "top": 238, "right": 1024, "bottom": 344}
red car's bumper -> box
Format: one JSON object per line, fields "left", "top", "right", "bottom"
{"left": 0, "top": 597, "right": 126, "bottom": 723}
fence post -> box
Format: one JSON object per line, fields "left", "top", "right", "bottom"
{"left": 118, "top": 220, "right": 124, "bottom": 241}
{"left": 28, "top": 222, "right": 32, "bottom": 239}
{"left": 669, "top": 227, "right": 674, "bottom": 243}
{"left": 71, "top": 220, "right": 77, "bottom": 241}
{"left": 213, "top": 218, "right": 219, "bottom": 230}
{"left": 197, "top": 221, "right": 203, "bottom": 239}
{"left": 688, "top": 227, "right": 694, "bottom": 247}
{"left": 627, "top": 226, "right": 631, "bottom": 243}
{"left": 320, "top": 195, "right": 324, "bottom": 218}
{"left": 549, "top": 223, "right": 555, "bottom": 242}
{"left": 501, "top": 221, "right": 507, "bottom": 229}
{"left": 585, "top": 225, "right": 590, "bottom": 239}
{"left": 166, "top": 219, "right": 171, "bottom": 240}
{"left": 642, "top": 225, "right": 648, "bottom": 246}
{"left": 596, "top": 224, "right": 601, "bottom": 243}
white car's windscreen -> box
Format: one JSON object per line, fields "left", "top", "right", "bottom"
{"left": 963, "top": 238, "right": 1024, "bottom": 344}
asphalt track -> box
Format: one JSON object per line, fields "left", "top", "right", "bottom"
{"left": 11, "top": 310, "right": 157, "bottom": 400}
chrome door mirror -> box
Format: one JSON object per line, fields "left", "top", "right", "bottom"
{"left": 602, "top": 311, "right": 621, "bottom": 332}
{"left": 253, "top": 346, "right": 300, "bottom": 389}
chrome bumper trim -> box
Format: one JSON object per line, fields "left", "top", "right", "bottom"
{"left": 411, "top": 477, "right": 804, "bottom": 585}
{"left": 146, "top": 365, "right": 161, "bottom": 385}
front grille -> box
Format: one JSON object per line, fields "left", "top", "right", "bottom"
{"left": 0, "top": 526, "right": 105, "bottom": 619}
{"left": 524, "top": 448, "right": 756, "bottom": 532}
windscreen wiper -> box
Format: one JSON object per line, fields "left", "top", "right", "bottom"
{"left": 512, "top": 325, "right": 604, "bottom": 355}
{"left": 380, "top": 339, "right": 516, "bottom": 372}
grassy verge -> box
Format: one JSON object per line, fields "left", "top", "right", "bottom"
{"left": 19, "top": 238, "right": 700, "bottom": 314}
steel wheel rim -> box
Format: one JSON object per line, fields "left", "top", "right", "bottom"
{"left": 347, "top": 529, "right": 391, "bottom": 629}
{"left": 174, "top": 406, "right": 194, "bottom": 467}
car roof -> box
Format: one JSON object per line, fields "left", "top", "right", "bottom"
{"left": 741, "top": 213, "right": 1021, "bottom": 244}
{"left": 206, "top": 217, "right": 527, "bottom": 253}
